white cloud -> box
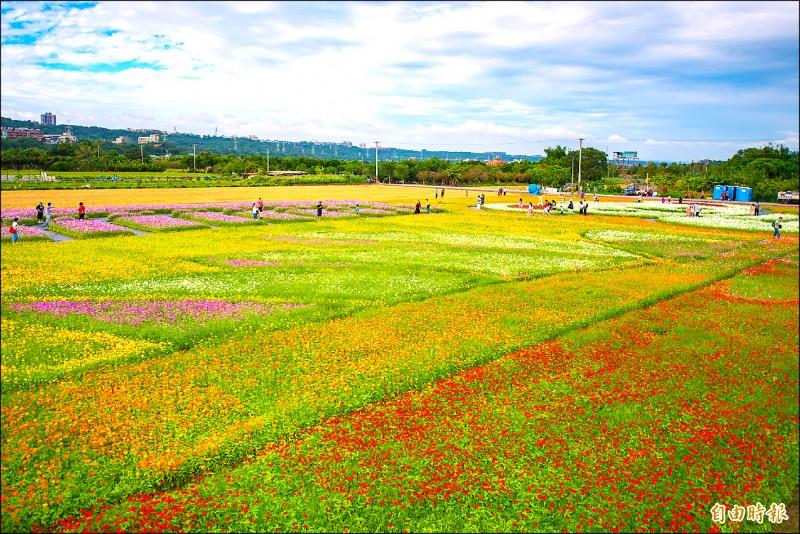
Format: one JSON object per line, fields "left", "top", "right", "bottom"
{"left": 0, "top": 1, "right": 797, "bottom": 161}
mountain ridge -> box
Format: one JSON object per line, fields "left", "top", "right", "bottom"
{"left": 1, "top": 116, "right": 544, "bottom": 163}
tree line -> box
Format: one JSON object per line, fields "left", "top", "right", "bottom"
{"left": 1, "top": 138, "right": 797, "bottom": 201}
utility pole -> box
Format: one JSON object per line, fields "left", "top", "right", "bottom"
{"left": 577, "top": 138, "right": 584, "bottom": 191}
{"left": 193, "top": 144, "right": 197, "bottom": 172}
{"left": 606, "top": 146, "right": 610, "bottom": 179}
{"left": 267, "top": 148, "right": 270, "bottom": 174}
{"left": 375, "top": 141, "right": 380, "bottom": 183}
{"left": 140, "top": 144, "right": 144, "bottom": 164}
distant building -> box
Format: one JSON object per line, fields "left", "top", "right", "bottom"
{"left": 248, "top": 135, "right": 259, "bottom": 141}
{"left": 341, "top": 141, "right": 353, "bottom": 147}
{"left": 58, "top": 126, "right": 76, "bottom": 143}
{"left": 114, "top": 136, "right": 132, "bottom": 144}
{"left": 40, "top": 112, "right": 57, "bottom": 126}
{"left": 138, "top": 134, "right": 160, "bottom": 144}
{"left": 1, "top": 127, "right": 44, "bottom": 140}
{"left": 485, "top": 156, "right": 505, "bottom": 167}
{"left": 42, "top": 134, "right": 61, "bottom": 145}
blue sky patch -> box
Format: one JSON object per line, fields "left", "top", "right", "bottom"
{"left": 35, "top": 59, "right": 164, "bottom": 72}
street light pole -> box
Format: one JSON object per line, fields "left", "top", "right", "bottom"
{"left": 577, "top": 137, "right": 584, "bottom": 191}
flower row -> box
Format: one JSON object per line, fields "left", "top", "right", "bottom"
{"left": 10, "top": 299, "right": 304, "bottom": 326}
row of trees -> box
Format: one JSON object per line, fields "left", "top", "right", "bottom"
{"left": 2, "top": 139, "right": 797, "bottom": 201}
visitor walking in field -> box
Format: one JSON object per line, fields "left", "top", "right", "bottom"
{"left": 316, "top": 201, "right": 323, "bottom": 221}
{"left": 355, "top": 204, "right": 361, "bottom": 214}
{"left": 78, "top": 202, "right": 86, "bottom": 220}
{"left": 414, "top": 200, "right": 421, "bottom": 214}
{"left": 527, "top": 202, "right": 534, "bottom": 216}
{"left": 257, "top": 197, "right": 264, "bottom": 212}
{"left": 44, "top": 203, "right": 52, "bottom": 228}
{"left": 772, "top": 217, "right": 783, "bottom": 239}
{"left": 252, "top": 203, "right": 259, "bottom": 220}
{"left": 35, "top": 202, "right": 44, "bottom": 223}
{"left": 425, "top": 200, "right": 431, "bottom": 214}
{"left": 10, "top": 217, "right": 20, "bottom": 243}
{"left": 755, "top": 202, "right": 761, "bottom": 216}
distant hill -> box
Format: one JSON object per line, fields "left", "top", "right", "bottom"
{"left": 1, "top": 116, "right": 543, "bottom": 163}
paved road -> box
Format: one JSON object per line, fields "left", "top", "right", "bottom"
{"left": 39, "top": 227, "right": 73, "bottom": 242}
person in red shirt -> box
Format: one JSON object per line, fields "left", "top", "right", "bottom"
{"left": 78, "top": 202, "right": 86, "bottom": 220}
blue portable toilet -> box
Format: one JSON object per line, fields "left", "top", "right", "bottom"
{"left": 735, "top": 186, "right": 753, "bottom": 203}
{"left": 728, "top": 186, "right": 737, "bottom": 201}
{"left": 528, "top": 184, "right": 541, "bottom": 195}
{"left": 712, "top": 185, "right": 725, "bottom": 200}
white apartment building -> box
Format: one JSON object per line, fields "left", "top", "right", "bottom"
{"left": 137, "top": 134, "right": 160, "bottom": 144}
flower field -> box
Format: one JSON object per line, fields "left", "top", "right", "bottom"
{"left": 1, "top": 224, "right": 50, "bottom": 242}
{"left": 110, "top": 215, "right": 208, "bottom": 232}
{"left": 1, "top": 185, "right": 797, "bottom": 532}
{"left": 484, "top": 200, "right": 800, "bottom": 233}
{"left": 47, "top": 218, "right": 134, "bottom": 238}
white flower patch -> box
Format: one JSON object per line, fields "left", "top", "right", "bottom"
{"left": 299, "top": 231, "right": 638, "bottom": 258}
{"left": 486, "top": 200, "right": 798, "bottom": 233}
{"left": 584, "top": 230, "right": 709, "bottom": 243}
{"left": 660, "top": 214, "right": 799, "bottom": 233}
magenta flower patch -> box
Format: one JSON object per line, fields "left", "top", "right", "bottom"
{"left": 183, "top": 212, "right": 253, "bottom": 224}
{"left": 222, "top": 260, "right": 282, "bottom": 267}
{"left": 12, "top": 300, "right": 306, "bottom": 326}
{"left": 116, "top": 215, "right": 204, "bottom": 229}
{"left": 1, "top": 225, "right": 49, "bottom": 239}
{"left": 50, "top": 219, "right": 133, "bottom": 234}
{"left": 259, "top": 211, "right": 309, "bottom": 220}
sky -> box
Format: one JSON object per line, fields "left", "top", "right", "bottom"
{"left": 1, "top": 1, "right": 798, "bottom": 162}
